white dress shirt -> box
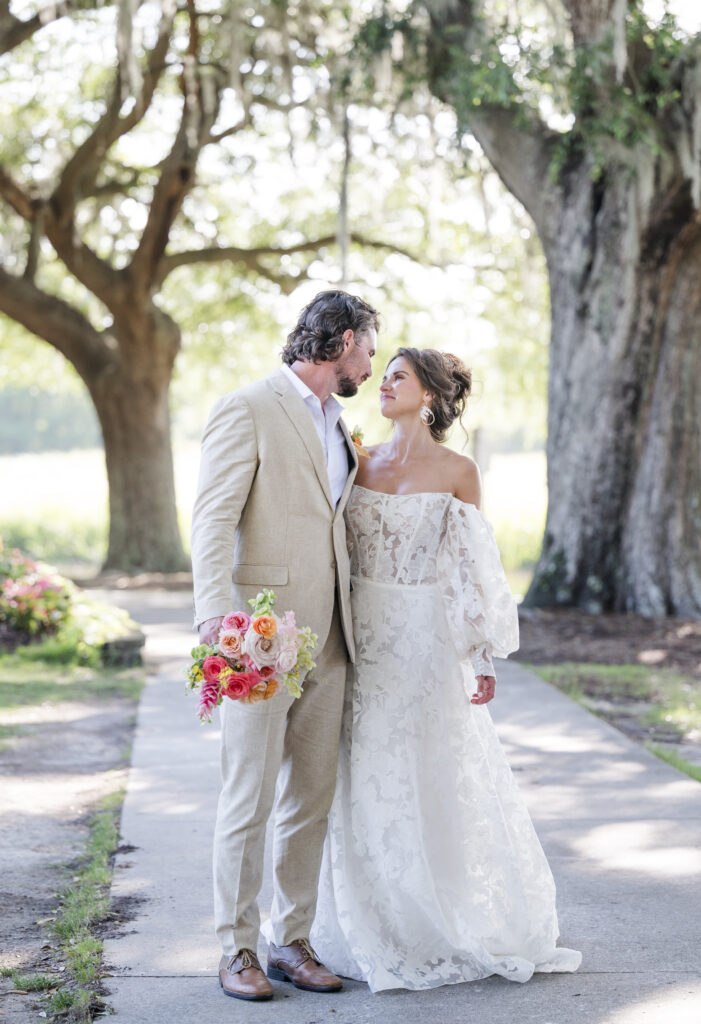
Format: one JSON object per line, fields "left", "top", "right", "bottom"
{"left": 280, "top": 364, "right": 350, "bottom": 507}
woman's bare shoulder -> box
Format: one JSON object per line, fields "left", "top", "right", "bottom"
{"left": 442, "top": 450, "right": 482, "bottom": 506}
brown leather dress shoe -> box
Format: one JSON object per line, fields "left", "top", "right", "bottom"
{"left": 267, "top": 938, "right": 343, "bottom": 992}
{"left": 219, "top": 950, "right": 273, "bottom": 1001}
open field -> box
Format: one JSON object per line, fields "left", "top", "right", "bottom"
{"left": 0, "top": 446, "right": 546, "bottom": 588}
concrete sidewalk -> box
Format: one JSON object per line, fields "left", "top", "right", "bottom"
{"left": 101, "top": 591, "right": 701, "bottom": 1024}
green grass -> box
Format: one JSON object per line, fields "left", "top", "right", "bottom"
{"left": 1, "top": 784, "right": 131, "bottom": 1019}
{"left": 5, "top": 971, "right": 60, "bottom": 991}
{"left": 0, "top": 650, "right": 143, "bottom": 746}
{"left": 646, "top": 743, "right": 701, "bottom": 784}
{"left": 534, "top": 662, "right": 701, "bottom": 781}
{"left": 2, "top": 964, "right": 63, "bottom": 996}
{"left": 534, "top": 662, "right": 659, "bottom": 701}
{"left": 0, "top": 655, "right": 142, "bottom": 709}
{"left": 46, "top": 789, "right": 125, "bottom": 1022}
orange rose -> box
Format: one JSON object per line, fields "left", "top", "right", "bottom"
{"left": 252, "top": 615, "right": 277, "bottom": 639}
{"left": 263, "top": 679, "right": 279, "bottom": 700}
{"left": 240, "top": 682, "right": 266, "bottom": 704}
{"left": 240, "top": 679, "right": 280, "bottom": 705}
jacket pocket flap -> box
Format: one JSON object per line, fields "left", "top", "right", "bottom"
{"left": 231, "top": 564, "right": 289, "bottom": 586}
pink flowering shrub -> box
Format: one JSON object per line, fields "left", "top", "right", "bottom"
{"left": 0, "top": 542, "right": 72, "bottom": 639}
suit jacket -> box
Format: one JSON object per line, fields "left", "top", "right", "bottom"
{"left": 190, "top": 368, "right": 358, "bottom": 661}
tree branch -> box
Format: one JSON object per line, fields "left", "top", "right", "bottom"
{"left": 0, "top": 164, "right": 35, "bottom": 220}
{"left": 0, "top": 0, "right": 102, "bottom": 56}
{"left": 0, "top": 264, "right": 113, "bottom": 383}
{"left": 41, "top": 1, "right": 177, "bottom": 308}
{"left": 43, "top": 220, "right": 120, "bottom": 307}
{"left": 425, "top": 0, "right": 559, "bottom": 238}
{"left": 50, "top": 0, "right": 175, "bottom": 223}
{"left": 130, "top": 2, "right": 223, "bottom": 289}
{"left": 561, "top": 0, "right": 628, "bottom": 80}
{"left": 156, "top": 232, "right": 421, "bottom": 286}
{"left": 209, "top": 112, "right": 253, "bottom": 143}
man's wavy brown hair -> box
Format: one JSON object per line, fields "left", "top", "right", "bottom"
{"left": 282, "top": 290, "right": 380, "bottom": 365}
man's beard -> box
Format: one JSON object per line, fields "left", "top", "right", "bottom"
{"left": 335, "top": 372, "right": 359, "bottom": 398}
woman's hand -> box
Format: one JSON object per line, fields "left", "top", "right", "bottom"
{"left": 471, "top": 675, "right": 496, "bottom": 704}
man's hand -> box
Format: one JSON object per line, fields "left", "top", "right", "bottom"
{"left": 471, "top": 674, "right": 496, "bottom": 705}
{"left": 199, "top": 616, "right": 224, "bottom": 645}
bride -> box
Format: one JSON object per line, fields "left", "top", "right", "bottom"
{"left": 310, "top": 347, "right": 581, "bottom": 992}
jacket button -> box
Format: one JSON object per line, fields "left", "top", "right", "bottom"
{"left": 330, "top": 561, "right": 336, "bottom": 570}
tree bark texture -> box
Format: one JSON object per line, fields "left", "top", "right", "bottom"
{"left": 531, "top": 155, "right": 701, "bottom": 615}
{"left": 427, "top": 1, "right": 701, "bottom": 616}
{"left": 87, "top": 337, "right": 186, "bottom": 573}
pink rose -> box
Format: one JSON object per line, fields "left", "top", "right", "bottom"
{"left": 258, "top": 665, "right": 276, "bottom": 680}
{"left": 202, "top": 655, "right": 228, "bottom": 684}
{"left": 222, "top": 611, "right": 252, "bottom": 633}
{"left": 221, "top": 670, "right": 260, "bottom": 700}
{"left": 218, "top": 629, "right": 243, "bottom": 659}
{"left": 275, "top": 645, "right": 298, "bottom": 674}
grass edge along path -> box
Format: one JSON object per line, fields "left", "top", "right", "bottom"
{"left": 0, "top": 635, "right": 143, "bottom": 1021}
{"left": 0, "top": 788, "right": 126, "bottom": 1022}
{"left": 52, "top": 788, "right": 125, "bottom": 1022}
{"left": 531, "top": 661, "right": 701, "bottom": 784}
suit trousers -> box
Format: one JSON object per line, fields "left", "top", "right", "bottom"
{"left": 213, "top": 599, "right": 348, "bottom": 954}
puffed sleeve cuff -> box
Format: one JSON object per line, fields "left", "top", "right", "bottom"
{"left": 471, "top": 644, "right": 496, "bottom": 678}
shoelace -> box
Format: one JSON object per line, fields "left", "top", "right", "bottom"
{"left": 296, "top": 938, "right": 320, "bottom": 964}
{"left": 228, "top": 949, "right": 260, "bottom": 971}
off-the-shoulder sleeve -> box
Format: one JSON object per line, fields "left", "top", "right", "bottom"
{"left": 436, "top": 499, "right": 519, "bottom": 678}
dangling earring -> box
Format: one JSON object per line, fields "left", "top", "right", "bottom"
{"left": 420, "top": 403, "right": 435, "bottom": 426}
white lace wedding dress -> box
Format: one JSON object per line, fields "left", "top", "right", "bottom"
{"left": 310, "top": 484, "right": 581, "bottom": 992}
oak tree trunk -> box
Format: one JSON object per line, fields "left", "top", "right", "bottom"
{"left": 525, "top": 154, "right": 701, "bottom": 615}
{"left": 85, "top": 318, "right": 188, "bottom": 573}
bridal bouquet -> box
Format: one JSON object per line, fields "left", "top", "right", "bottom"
{"left": 186, "top": 590, "right": 317, "bottom": 723}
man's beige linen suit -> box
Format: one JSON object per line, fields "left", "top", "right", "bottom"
{"left": 191, "top": 368, "right": 358, "bottom": 955}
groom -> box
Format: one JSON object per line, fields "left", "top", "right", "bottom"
{"left": 190, "top": 290, "right": 378, "bottom": 1001}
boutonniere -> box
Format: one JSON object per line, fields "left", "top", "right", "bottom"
{"left": 350, "top": 426, "right": 370, "bottom": 459}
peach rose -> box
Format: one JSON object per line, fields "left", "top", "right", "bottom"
{"left": 252, "top": 615, "right": 277, "bottom": 638}
{"left": 218, "top": 629, "right": 243, "bottom": 659}
{"left": 240, "top": 679, "right": 279, "bottom": 704}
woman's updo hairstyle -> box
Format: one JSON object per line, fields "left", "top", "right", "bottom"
{"left": 390, "top": 347, "right": 472, "bottom": 443}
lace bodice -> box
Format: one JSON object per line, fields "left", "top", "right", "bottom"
{"left": 346, "top": 485, "right": 448, "bottom": 585}
{"left": 346, "top": 485, "right": 519, "bottom": 676}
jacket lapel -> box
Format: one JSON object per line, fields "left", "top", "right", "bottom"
{"left": 336, "top": 416, "right": 359, "bottom": 517}
{"left": 269, "top": 369, "right": 334, "bottom": 509}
